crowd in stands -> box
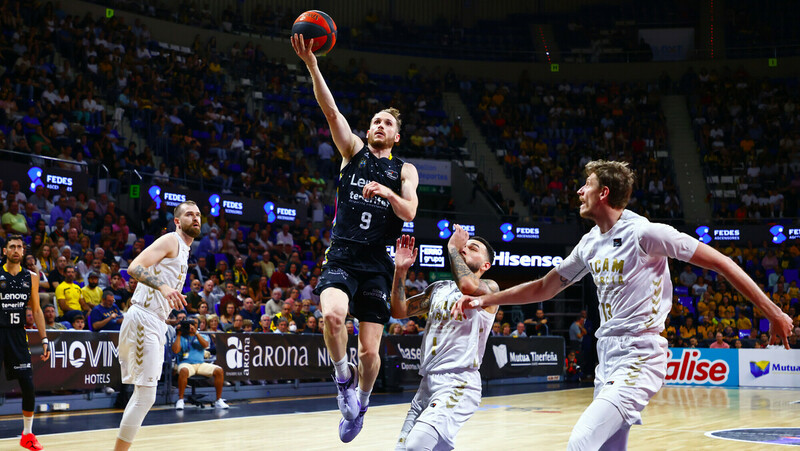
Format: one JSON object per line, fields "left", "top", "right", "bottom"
{"left": 0, "top": 0, "right": 465, "bottom": 223}
{"left": 664, "top": 240, "right": 800, "bottom": 349}
{"left": 684, "top": 67, "right": 800, "bottom": 220}
{"left": 462, "top": 77, "right": 681, "bottom": 222}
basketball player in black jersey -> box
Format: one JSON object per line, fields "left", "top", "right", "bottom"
{"left": 1, "top": 235, "right": 50, "bottom": 450}
{"left": 293, "top": 34, "right": 420, "bottom": 442}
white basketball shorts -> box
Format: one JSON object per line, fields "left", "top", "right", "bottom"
{"left": 118, "top": 305, "right": 168, "bottom": 387}
{"left": 398, "top": 370, "right": 482, "bottom": 450}
{"left": 593, "top": 334, "right": 668, "bottom": 426}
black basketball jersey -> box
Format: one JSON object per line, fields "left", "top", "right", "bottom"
{"left": 332, "top": 145, "right": 405, "bottom": 245}
{"left": 0, "top": 265, "right": 31, "bottom": 328}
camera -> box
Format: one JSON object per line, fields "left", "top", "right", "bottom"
{"left": 179, "top": 320, "right": 193, "bottom": 335}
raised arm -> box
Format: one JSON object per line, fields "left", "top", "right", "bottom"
{"left": 390, "top": 235, "right": 433, "bottom": 319}
{"left": 291, "top": 34, "right": 362, "bottom": 162}
{"left": 689, "top": 242, "right": 793, "bottom": 348}
{"left": 446, "top": 224, "right": 499, "bottom": 297}
{"left": 128, "top": 234, "right": 186, "bottom": 310}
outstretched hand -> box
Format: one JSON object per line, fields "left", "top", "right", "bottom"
{"left": 290, "top": 33, "right": 318, "bottom": 67}
{"left": 394, "top": 235, "right": 418, "bottom": 271}
{"left": 768, "top": 311, "right": 794, "bottom": 349}
{"left": 450, "top": 295, "right": 482, "bottom": 319}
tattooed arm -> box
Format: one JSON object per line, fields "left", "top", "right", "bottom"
{"left": 451, "top": 268, "right": 576, "bottom": 317}
{"left": 391, "top": 281, "right": 435, "bottom": 320}
{"left": 447, "top": 245, "right": 500, "bottom": 297}
{"left": 128, "top": 234, "right": 187, "bottom": 310}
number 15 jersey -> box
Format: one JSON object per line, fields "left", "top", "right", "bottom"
{"left": 0, "top": 265, "right": 31, "bottom": 329}
{"left": 332, "top": 145, "right": 405, "bottom": 246}
{"left": 556, "top": 210, "right": 699, "bottom": 338}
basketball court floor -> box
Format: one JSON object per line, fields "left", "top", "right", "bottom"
{"left": 0, "top": 384, "right": 798, "bottom": 449}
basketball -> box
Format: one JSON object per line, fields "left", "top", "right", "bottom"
{"left": 292, "top": 10, "right": 337, "bottom": 55}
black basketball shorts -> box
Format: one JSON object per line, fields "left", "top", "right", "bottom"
{"left": 0, "top": 328, "right": 32, "bottom": 380}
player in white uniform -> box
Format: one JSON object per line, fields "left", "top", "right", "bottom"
{"left": 114, "top": 201, "right": 201, "bottom": 451}
{"left": 391, "top": 229, "right": 499, "bottom": 451}
{"left": 452, "top": 161, "right": 794, "bottom": 450}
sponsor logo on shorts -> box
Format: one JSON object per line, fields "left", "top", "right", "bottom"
{"left": 362, "top": 288, "right": 386, "bottom": 301}
{"left": 326, "top": 268, "right": 349, "bottom": 279}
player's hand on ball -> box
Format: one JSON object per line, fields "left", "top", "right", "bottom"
{"left": 451, "top": 295, "right": 482, "bottom": 318}
{"left": 394, "top": 235, "right": 418, "bottom": 270}
{"left": 362, "top": 181, "right": 390, "bottom": 200}
{"left": 768, "top": 312, "right": 793, "bottom": 349}
{"left": 448, "top": 224, "right": 469, "bottom": 251}
{"left": 290, "top": 33, "right": 317, "bottom": 67}
{"left": 160, "top": 286, "right": 187, "bottom": 311}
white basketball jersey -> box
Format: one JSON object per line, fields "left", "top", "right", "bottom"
{"left": 130, "top": 233, "right": 190, "bottom": 321}
{"left": 556, "top": 210, "right": 698, "bottom": 337}
{"left": 419, "top": 281, "right": 496, "bottom": 376}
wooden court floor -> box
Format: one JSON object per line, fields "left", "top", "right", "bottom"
{"left": 1, "top": 386, "right": 798, "bottom": 450}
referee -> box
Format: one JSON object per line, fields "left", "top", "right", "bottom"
{"left": 1, "top": 235, "right": 50, "bottom": 450}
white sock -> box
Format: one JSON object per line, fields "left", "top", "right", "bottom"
{"left": 357, "top": 387, "right": 371, "bottom": 408}
{"left": 23, "top": 414, "right": 33, "bottom": 435}
{"left": 334, "top": 357, "right": 350, "bottom": 382}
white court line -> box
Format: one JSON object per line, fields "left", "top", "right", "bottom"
{"left": 704, "top": 427, "right": 800, "bottom": 447}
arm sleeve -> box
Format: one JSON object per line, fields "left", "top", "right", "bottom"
{"left": 555, "top": 239, "right": 589, "bottom": 282}
{"left": 638, "top": 222, "right": 699, "bottom": 261}
{"left": 55, "top": 284, "right": 65, "bottom": 300}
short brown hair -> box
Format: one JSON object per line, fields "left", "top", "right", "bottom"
{"left": 174, "top": 200, "right": 198, "bottom": 217}
{"left": 378, "top": 107, "right": 402, "bottom": 131}
{"left": 584, "top": 160, "right": 635, "bottom": 209}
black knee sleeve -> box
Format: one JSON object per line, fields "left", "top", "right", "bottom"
{"left": 18, "top": 372, "right": 35, "bottom": 412}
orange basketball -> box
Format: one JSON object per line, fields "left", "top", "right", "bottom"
{"left": 292, "top": 10, "right": 337, "bottom": 55}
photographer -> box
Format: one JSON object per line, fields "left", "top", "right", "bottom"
{"left": 171, "top": 318, "right": 228, "bottom": 410}
{"left": 565, "top": 351, "right": 582, "bottom": 382}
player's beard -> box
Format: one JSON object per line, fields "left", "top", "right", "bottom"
{"left": 367, "top": 132, "right": 395, "bottom": 151}
{"left": 3, "top": 253, "right": 22, "bottom": 265}
{"left": 180, "top": 221, "right": 202, "bottom": 238}
{"left": 465, "top": 259, "right": 482, "bottom": 273}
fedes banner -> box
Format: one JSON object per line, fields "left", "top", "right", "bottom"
{"left": 0, "top": 332, "right": 120, "bottom": 393}
{"left": 738, "top": 348, "right": 800, "bottom": 388}
{"left": 0, "top": 162, "right": 89, "bottom": 195}
{"left": 147, "top": 185, "right": 307, "bottom": 224}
